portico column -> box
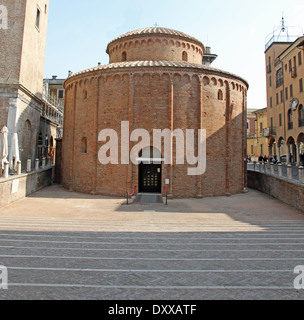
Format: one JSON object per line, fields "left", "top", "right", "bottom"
{"left": 277, "top": 143, "right": 281, "bottom": 163}
{"left": 296, "top": 142, "right": 300, "bottom": 166}
{"left": 287, "top": 144, "right": 291, "bottom": 164}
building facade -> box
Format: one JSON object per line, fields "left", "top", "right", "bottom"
{"left": 265, "top": 32, "right": 304, "bottom": 164}
{"left": 247, "top": 108, "right": 270, "bottom": 160}
{"left": 62, "top": 27, "right": 248, "bottom": 198}
{"left": 0, "top": 0, "right": 62, "bottom": 171}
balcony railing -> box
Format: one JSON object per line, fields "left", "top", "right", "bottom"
{"left": 263, "top": 127, "right": 277, "bottom": 137}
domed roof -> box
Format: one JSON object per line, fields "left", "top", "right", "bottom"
{"left": 107, "top": 27, "right": 204, "bottom": 50}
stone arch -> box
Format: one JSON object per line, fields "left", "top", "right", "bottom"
{"left": 122, "top": 73, "right": 130, "bottom": 81}
{"left": 218, "top": 79, "right": 224, "bottom": 87}
{"left": 161, "top": 73, "right": 170, "bottom": 81}
{"left": 114, "top": 74, "right": 121, "bottom": 81}
{"left": 176, "top": 41, "right": 181, "bottom": 47}
{"left": 173, "top": 73, "right": 182, "bottom": 82}
{"left": 211, "top": 77, "right": 217, "bottom": 86}
{"left": 297, "top": 132, "right": 304, "bottom": 143}
{"left": 182, "top": 74, "right": 191, "bottom": 82}
{"left": 162, "top": 39, "right": 168, "bottom": 46}
{"left": 152, "top": 73, "right": 160, "bottom": 81}
{"left": 169, "top": 39, "right": 175, "bottom": 46}
{"left": 155, "top": 39, "right": 161, "bottom": 45}
{"left": 148, "top": 39, "right": 154, "bottom": 46}
{"left": 203, "top": 76, "right": 210, "bottom": 86}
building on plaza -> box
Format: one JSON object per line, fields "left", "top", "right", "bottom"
{"left": 62, "top": 27, "right": 249, "bottom": 198}
{"left": 247, "top": 108, "right": 270, "bottom": 160}
{"left": 265, "top": 18, "right": 304, "bottom": 165}
{"left": 0, "top": 0, "right": 63, "bottom": 171}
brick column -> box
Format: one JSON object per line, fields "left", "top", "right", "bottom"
{"left": 196, "top": 78, "right": 203, "bottom": 198}
{"left": 128, "top": 74, "right": 134, "bottom": 192}
{"left": 169, "top": 77, "right": 174, "bottom": 197}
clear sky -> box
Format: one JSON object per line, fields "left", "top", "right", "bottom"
{"left": 44, "top": 0, "right": 304, "bottom": 110}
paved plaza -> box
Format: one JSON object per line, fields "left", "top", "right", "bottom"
{"left": 0, "top": 184, "right": 304, "bottom": 300}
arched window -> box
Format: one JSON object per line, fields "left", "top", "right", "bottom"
{"left": 182, "top": 51, "right": 188, "bottom": 62}
{"left": 81, "top": 137, "right": 87, "bottom": 154}
{"left": 218, "top": 89, "right": 223, "bottom": 100}
{"left": 288, "top": 109, "right": 293, "bottom": 130}
{"left": 276, "top": 68, "right": 283, "bottom": 88}
{"left": 83, "top": 90, "right": 88, "bottom": 100}
{"left": 122, "top": 51, "right": 127, "bottom": 62}
{"left": 299, "top": 105, "right": 304, "bottom": 127}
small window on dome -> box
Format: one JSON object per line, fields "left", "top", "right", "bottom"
{"left": 81, "top": 137, "right": 87, "bottom": 154}
{"left": 182, "top": 51, "right": 188, "bottom": 62}
{"left": 122, "top": 51, "right": 127, "bottom": 62}
{"left": 218, "top": 89, "right": 223, "bottom": 101}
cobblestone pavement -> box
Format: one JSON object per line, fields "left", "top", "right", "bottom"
{"left": 0, "top": 185, "right": 303, "bottom": 300}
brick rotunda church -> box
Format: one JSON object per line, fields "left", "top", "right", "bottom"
{"left": 62, "top": 27, "right": 249, "bottom": 198}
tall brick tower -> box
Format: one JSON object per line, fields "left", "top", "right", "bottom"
{"left": 0, "top": 1, "right": 61, "bottom": 171}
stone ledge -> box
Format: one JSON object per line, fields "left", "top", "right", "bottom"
{"left": 248, "top": 170, "right": 304, "bottom": 214}
{"left": 0, "top": 167, "right": 54, "bottom": 208}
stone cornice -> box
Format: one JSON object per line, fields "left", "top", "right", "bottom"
{"left": 64, "top": 61, "right": 249, "bottom": 89}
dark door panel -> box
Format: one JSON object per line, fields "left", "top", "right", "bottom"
{"left": 139, "top": 164, "right": 162, "bottom": 193}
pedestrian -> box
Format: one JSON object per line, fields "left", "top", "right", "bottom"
{"left": 263, "top": 155, "right": 267, "bottom": 163}
{"left": 259, "top": 155, "right": 263, "bottom": 162}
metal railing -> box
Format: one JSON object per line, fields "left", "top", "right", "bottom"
{"left": 247, "top": 162, "right": 304, "bottom": 184}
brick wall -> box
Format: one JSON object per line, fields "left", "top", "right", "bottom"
{"left": 63, "top": 66, "right": 247, "bottom": 198}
